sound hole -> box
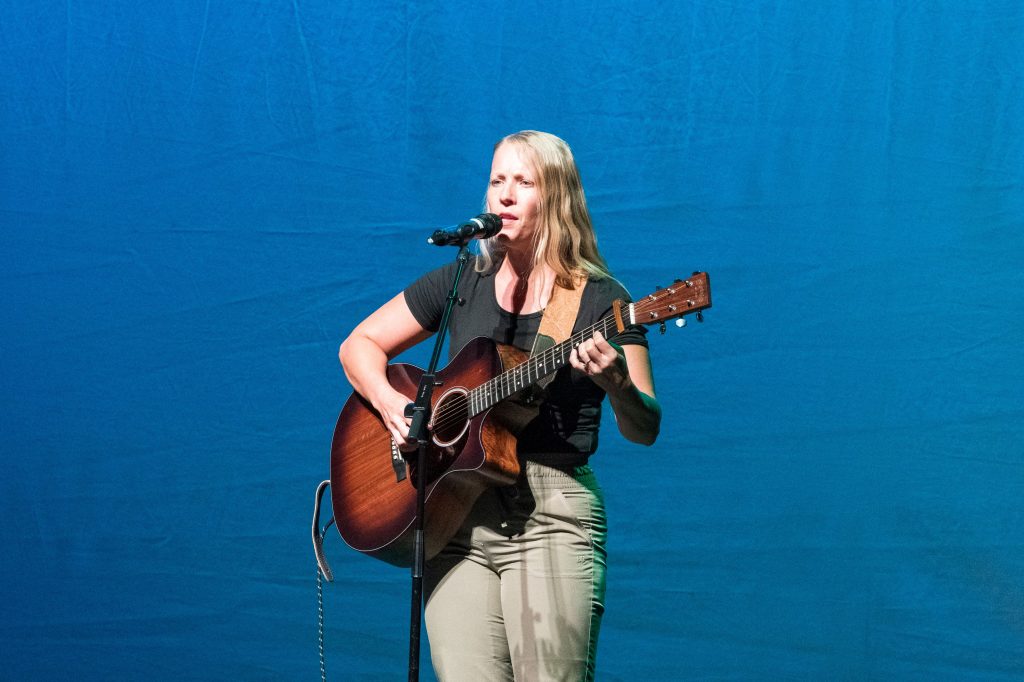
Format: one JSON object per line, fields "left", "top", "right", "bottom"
{"left": 431, "top": 388, "right": 470, "bottom": 447}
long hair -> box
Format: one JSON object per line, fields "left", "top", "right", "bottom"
{"left": 477, "top": 130, "right": 610, "bottom": 287}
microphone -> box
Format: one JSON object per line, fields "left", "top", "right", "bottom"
{"left": 427, "top": 213, "right": 503, "bottom": 246}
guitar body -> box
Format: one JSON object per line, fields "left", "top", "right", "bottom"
{"left": 330, "top": 336, "right": 523, "bottom": 567}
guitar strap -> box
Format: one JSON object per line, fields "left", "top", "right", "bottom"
{"left": 493, "top": 272, "right": 588, "bottom": 433}
{"left": 530, "top": 272, "right": 588, "bottom": 389}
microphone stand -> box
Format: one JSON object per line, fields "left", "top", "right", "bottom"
{"left": 405, "top": 241, "right": 471, "bottom": 681}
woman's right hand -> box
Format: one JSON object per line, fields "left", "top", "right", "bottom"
{"left": 339, "top": 292, "right": 435, "bottom": 452}
{"left": 373, "top": 386, "right": 418, "bottom": 452}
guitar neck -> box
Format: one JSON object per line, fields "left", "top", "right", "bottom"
{"left": 466, "top": 271, "right": 711, "bottom": 417}
{"left": 468, "top": 315, "right": 619, "bottom": 416}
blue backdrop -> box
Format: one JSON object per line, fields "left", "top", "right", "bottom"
{"left": 3, "top": 1, "right": 1022, "bottom": 679}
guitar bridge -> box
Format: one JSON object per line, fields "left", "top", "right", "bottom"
{"left": 390, "top": 438, "right": 407, "bottom": 483}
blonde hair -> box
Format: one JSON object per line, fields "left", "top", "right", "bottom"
{"left": 477, "top": 130, "right": 610, "bottom": 287}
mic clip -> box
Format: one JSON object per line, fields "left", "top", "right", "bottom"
{"left": 427, "top": 213, "right": 502, "bottom": 246}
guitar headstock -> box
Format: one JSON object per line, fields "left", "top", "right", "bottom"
{"left": 630, "top": 272, "right": 712, "bottom": 329}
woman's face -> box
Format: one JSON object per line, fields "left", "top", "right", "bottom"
{"left": 487, "top": 142, "right": 541, "bottom": 250}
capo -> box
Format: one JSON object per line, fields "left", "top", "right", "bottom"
{"left": 611, "top": 299, "right": 626, "bottom": 333}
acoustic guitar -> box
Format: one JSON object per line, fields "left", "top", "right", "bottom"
{"left": 330, "top": 272, "right": 712, "bottom": 566}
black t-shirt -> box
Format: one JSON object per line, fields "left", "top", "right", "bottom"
{"left": 403, "top": 257, "right": 648, "bottom": 465}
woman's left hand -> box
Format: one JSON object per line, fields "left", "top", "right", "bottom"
{"left": 569, "top": 330, "right": 631, "bottom": 394}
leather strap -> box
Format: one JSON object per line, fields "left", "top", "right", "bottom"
{"left": 526, "top": 272, "right": 587, "bottom": 393}
{"left": 533, "top": 272, "right": 587, "bottom": 352}
{"left": 494, "top": 273, "right": 588, "bottom": 438}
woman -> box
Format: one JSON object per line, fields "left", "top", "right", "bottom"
{"left": 339, "top": 130, "right": 661, "bottom": 681}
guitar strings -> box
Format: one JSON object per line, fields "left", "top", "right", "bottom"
{"left": 427, "top": 315, "right": 617, "bottom": 434}
{"left": 426, "top": 283, "right": 702, "bottom": 434}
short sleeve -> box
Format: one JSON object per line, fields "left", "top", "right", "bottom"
{"left": 403, "top": 261, "right": 460, "bottom": 332}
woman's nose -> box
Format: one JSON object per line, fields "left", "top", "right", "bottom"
{"left": 500, "top": 183, "right": 514, "bottom": 204}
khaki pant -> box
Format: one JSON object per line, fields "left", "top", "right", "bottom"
{"left": 424, "top": 462, "right": 608, "bottom": 682}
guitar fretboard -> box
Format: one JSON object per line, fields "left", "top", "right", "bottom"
{"left": 467, "top": 314, "right": 621, "bottom": 416}
{"left": 463, "top": 271, "right": 710, "bottom": 417}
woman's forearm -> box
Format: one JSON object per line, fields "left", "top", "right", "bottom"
{"left": 339, "top": 333, "right": 394, "bottom": 411}
{"left": 606, "top": 378, "right": 662, "bottom": 446}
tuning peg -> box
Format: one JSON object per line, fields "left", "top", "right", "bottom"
{"left": 696, "top": 311, "right": 704, "bottom": 323}
{"left": 659, "top": 321, "right": 666, "bottom": 335}
{"left": 676, "top": 318, "right": 686, "bottom": 328}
